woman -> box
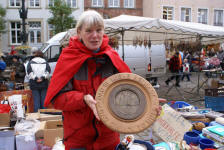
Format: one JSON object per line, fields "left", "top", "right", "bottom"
{"left": 44, "top": 10, "right": 131, "bottom": 150}
{"left": 44, "top": 10, "right": 162, "bottom": 150}
{"left": 27, "top": 50, "right": 51, "bottom": 112}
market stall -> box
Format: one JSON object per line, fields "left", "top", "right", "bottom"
{"left": 104, "top": 15, "right": 224, "bottom": 60}
{"left": 1, "top": 15, "right": 224, "bottom": 150}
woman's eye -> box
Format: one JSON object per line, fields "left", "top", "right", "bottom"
{"left": 97, "top": 29, "right": 102, "bottom": 32}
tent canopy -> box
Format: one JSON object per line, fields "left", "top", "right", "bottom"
{"left": 104, "top": 15, "right": 224, "bottom": 45}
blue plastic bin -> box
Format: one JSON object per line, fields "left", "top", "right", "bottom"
{"left": 204, "top": 96, "right": 224, "bottom": 112}
{"left": 168, "top": 101, "right": 191, "bottom": 109}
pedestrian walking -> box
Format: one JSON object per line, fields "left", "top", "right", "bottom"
{"left": 182, "top": 58, "right": 190, "bottom": 81}
{"left": 165, "top": 52, "right": 181, "bottom": 87}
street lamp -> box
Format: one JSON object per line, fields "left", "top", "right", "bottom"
{"left": 19, "top": 0, "right": 28, "bottom": 45}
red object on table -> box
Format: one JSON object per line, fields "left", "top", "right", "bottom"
{"left": 0, "top": 90, "right": 34, "bottom": 113}
{"left": 0, "top": 104, "right": 11, "bottom": 113}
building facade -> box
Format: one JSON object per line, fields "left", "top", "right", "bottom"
{"left": 143, "top": 0, "right": 224, "bottom": 26}
{"left": 0, "top": 0, "right": 84, "bottom": 53}
{"left": 84, "top": 0, "right": 143, "bottom": 18}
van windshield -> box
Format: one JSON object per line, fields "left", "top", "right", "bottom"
{"left": 40, "top": 43, "right": 49, "bottom": 52}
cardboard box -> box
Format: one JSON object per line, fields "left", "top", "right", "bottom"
{"left": 16, "top": 134, "right": 37, "bottom": 150}
{"left": 0, "top": 128, "right": 15, "bottom": 150}
{"left": 39, "top": 114, "right": 62, "bottom": 121}
{"left": 44, "top": 120, "right": 63, "bottom": 147}
{"left": 26, "top": 112, "right": 62, "bottom": 121}
{"left": 38, "top": 109, "right": 62, "bottom": 113}
{"left": 35, "top": 121, "right": 46, "bottom": 139}
{"left": 0, "top": 113, "right": 10, "bottom": 127}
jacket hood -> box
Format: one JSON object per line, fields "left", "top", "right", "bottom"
{"left": 44, "top": 35, "right": 131, "bottom": 107}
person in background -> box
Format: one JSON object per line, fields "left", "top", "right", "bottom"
{"left": 44, "top": 10, "right": 162, "bottom": 150}
{"left": 165, "top": 52, "right": 181, "bottom": 87}
{"left": 208, "top": 48, "right": 216, "bottom": 57}
{"left": 178, "top": 50, "right": 183, "bottom": 70}
{"left": 0, "top": 53, "right": 6, "bottom": 72}
{"left": 217, "top": 46, "right": 224, "bottom": 62}
{"left": 181, "top": 59, "right": 190, "bottom": 81}
{"left": 24, "top": 47, "right": 37, "bottom": 85}
{"left": 0, "top": 53, "right": 6, "bottom": 82}
{"left": 11, "top": 55, "right": 25, "bottom": 83}
{"left": 27, "top": 50, "right": 51, "bottom": 112}
{"left": 183, "top": 50, "right": 192, "bottom": 72}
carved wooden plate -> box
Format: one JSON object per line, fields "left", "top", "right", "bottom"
{"left": 95, "top": 73, "right": 159, "bottom": 134}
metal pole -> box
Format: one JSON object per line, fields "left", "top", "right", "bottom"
{"left": 121, "top": 29, "right": 125, "bottom": 61}
{"left": 19, "top": 0, "right": 28, "bottom": 45}
{"left": 197, "top": 35, "right": 202, "bottom": 96}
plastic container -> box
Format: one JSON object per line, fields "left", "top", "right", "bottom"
{"left": 168, "top": 101, "right": 191, "bottom": 109}
{"left": 204, "top": 96, "right": 224, "bottom": 112}
{"left": 183, "top": 131, "right": 200, "bottom": 145}
{"left": 192, "top": 129, "right": 202, "bottom": 134}
{"left": 199, "top": 138, "right": 214, "bottom": 150}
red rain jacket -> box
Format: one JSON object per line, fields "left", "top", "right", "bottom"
{"left": 44, "top": 35, "right": 131, "bottom": 150}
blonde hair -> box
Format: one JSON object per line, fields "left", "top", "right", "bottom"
{"left": 76, "top": 10, "right": 104, "bottom": 31}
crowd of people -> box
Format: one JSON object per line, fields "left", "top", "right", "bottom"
{"left": 0, "top": 47, "right": 51, "bottom": 112}
{"left": 164, "top": 45, "right": 224, "bottom": 88}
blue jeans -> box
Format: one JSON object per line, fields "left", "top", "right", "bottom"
{"left": 32, "top": 89, "right": 47, "bottom": 112}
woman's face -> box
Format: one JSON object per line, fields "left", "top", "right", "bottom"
{"left": 78, "top": 24, "right": 104, "bottom": 51}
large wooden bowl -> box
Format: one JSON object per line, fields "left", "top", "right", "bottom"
{"left": 95, "top": 73, "right": 159, "bottom": 134}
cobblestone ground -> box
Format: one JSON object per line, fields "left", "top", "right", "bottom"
{"left": 120, "top": 72, "right": 210, "bottom": 141}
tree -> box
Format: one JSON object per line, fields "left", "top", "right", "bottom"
{"left": 48, "top": 0, "right": 76, "bottom": 34}
{"left": 0, "top": 5, "right": 6, "bottom": 33}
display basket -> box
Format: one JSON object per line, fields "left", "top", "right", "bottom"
{"left": 204, "top": 96, "right": 224, "bottom": 112}
{"left": 205, "top": 88, "right": 224, "bottom": 97}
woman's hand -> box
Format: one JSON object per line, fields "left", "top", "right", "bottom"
{"left": 156, "top": 98, "right": 167, "bottom": 117}
{"left": 84, "top": 94, "right": 100, "bottom": 120}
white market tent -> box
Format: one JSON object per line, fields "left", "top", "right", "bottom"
{"left": 104, "top": 15, "right": 224, "bottom": 60}
{"left": 61, "top": 15, "right": 224, "bottom": 55}
{"left": 104, "top": 15, "right": 224, "bottom": 44}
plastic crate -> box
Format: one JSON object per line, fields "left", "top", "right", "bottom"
{"left": 205, "top": 89, "right": 224, "bottom": 97}
{"left": 204, "top": 96, "right": 224, "bottom": 112}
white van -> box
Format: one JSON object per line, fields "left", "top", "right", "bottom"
{"left": 41, "top": 31, "right": 166, "bottom": 80}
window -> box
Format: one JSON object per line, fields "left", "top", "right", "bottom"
{"left": 44, "top": 45, "right": 61, "bottom": 62}
{"left": 9, "top": 0, "right": 20, "bottom": 7}
{"left": 124, "top": 0, "right": 134, "bottom": 8}
{"left": 163, "top": 6, "right": 174, "bottom": 20}
{"left": 214, "top": 10, "right": 223, "bottom": 26}
{"left": 198, "top": 8, "right": 208, "bottom": 24}
{"left": 29, "top": 22, "right": 41, "bottom": 44}
{"left": 48, "top": 24, "right": 54, "bottom": 40}
{"left": 49, "top": 0, "right": 55, "bottom": 6}
{"left": 92, "top": 0, "right": 103, "bottom": 7}
{"left": 67, "top": 0, "right": 77, "bottom": 8}
{"left": 30, "top": 0, "right": 40, "bottom": 7}
{"left": 10, "top": 22, "right": 21, "bottom": 44}
{"left": 108, "top": 0, "right": 120, "bottom": 7}
{"left": 181, "top": 8, "right": 191, "bottom": 22}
